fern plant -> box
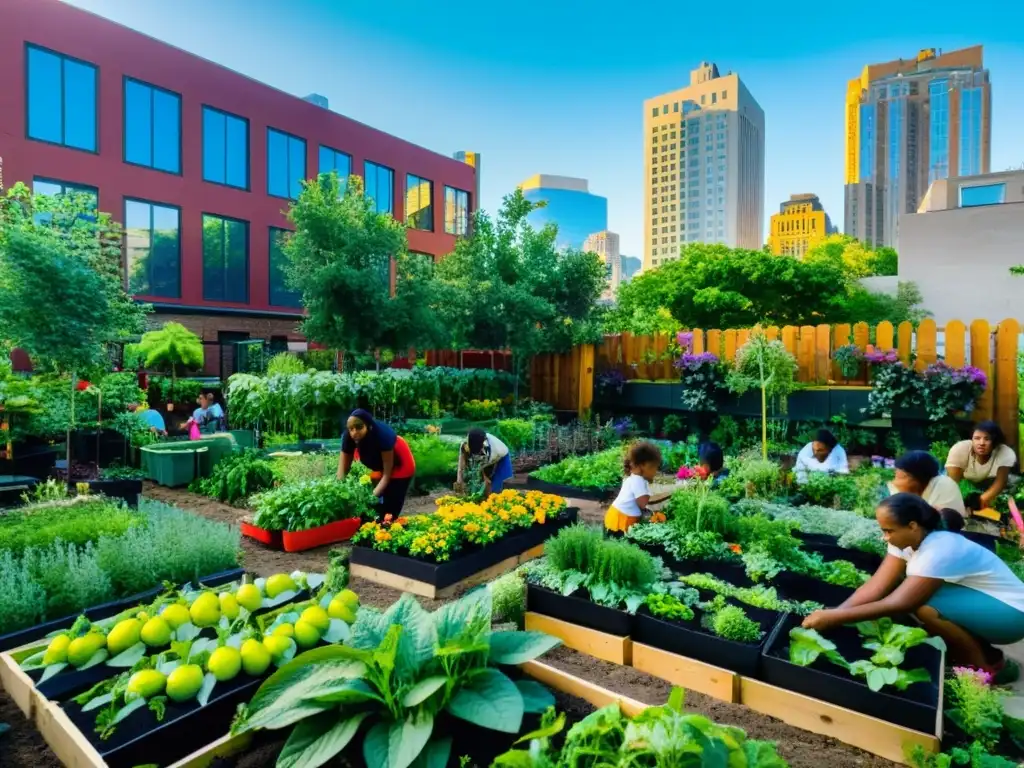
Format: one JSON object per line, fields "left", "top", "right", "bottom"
{"left": 127, "top": 322, "right": 204, "bottom": 384}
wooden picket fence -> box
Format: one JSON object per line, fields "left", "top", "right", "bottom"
{"left": 531, "top": 319, "right": 1021, "bottom": 453}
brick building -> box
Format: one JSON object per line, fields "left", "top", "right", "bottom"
{"left": 0, "top": 0, "right": 477, "bottom": 376}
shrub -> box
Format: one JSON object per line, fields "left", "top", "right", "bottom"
{"left": 266, "top": 352, "right": 309, "bottom": 376}
{"left": 403, "top": 434, "right": 459, "bottom": 485}
{"left": 495, "top": 418, "right": 535, "bottom": 452}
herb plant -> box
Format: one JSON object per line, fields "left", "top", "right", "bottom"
{"left": 0, "top": 497, "right": 141, "bottom": 556}
{"left": 530, "top": 447, "right": 624, "bottom": 490}
{"left": 946, "top": 667, "right": 1007, "bottom": 751}
{"left": 233, "top": 590, "right": 560, "bottom": 768}
{"left": 645, "top": 593, "right": 695, "bottom": 621}
{"left": 699, "top": 596, "right": 763, "bottom": 643}
{"left": 191, "top": 449, "right": 279, "bottom": 504}
{"left": 678, "top": 573, "right": 822, "bottom": 615}
{"left": 252, "top": 475, "right": 376, "bottom": 532}
{"left": 739, "top": 499, "right": 886, "bottom": 556}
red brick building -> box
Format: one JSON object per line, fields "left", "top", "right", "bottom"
{"left": 0, "top": 0, "right": 477, "bottom": 376}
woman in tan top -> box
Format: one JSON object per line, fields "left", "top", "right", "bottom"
{"left": 945, "top": 421, "right": 1017, "bottom": 512}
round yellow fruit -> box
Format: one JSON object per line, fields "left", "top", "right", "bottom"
{"left": 327, "top": 598, "right": 356, "bottom": 624}
{"left": 240, "top": 639, "right": 272, "bottom": 676}
{"left": 219, "top": 593, "right": 240, "bottom": 621}
{"left": 208, "top": 646, "right": 242, "bottom": 682}
{"left": 272, "top": 623, "right": 295, "bottom": 638}
{"left": 300, "top": 606, "right": 330, "bottom": 633}
{"left": 190, "top": 592, "right": 221, "bottom": 628}
{"left": 140, "top": 617, "right": 172, "bottom": 648}
{"left": 67, "top": 633, "right": 106, "bottom": 667}
{"left": 166, "top": 664, "right": 204, "bottom": 703}
{"left": 107, "top": 619, "right": 143, "bottom": 655}
{"left": 265, "top": 574, "right": 296, "bottom": 599}
{"left": 127, "top": 669, "right": 167, "bottom": 699}
{"left": 293, "top": 620, "right": 320, "bottom": 649}
{"left": 235, "top": 584, "right": 262, "bottom": 612}
{"left": 42, "top": 634, "right": 71, "bottom": 666}
{"left": 262, "top": 635, "right": 291, "bottom": 663}
{"left": 161, "top": 603, "right": 191, "bottom": 630}
{"left": 337, "top": 589, "right": 360, "bottom": 610}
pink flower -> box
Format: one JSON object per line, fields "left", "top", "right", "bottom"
{"left": 952, "top": 666, "right": 993, "bottom": 686}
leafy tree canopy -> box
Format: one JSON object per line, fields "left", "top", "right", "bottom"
{"left": 128, "top": 322, "right": 204, "bottom": 381}
{"left": 804, "top": 234, "right": 898, "bottom": 278}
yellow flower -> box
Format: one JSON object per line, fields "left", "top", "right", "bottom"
{"left": 374, "top": 530, "right": 392, "bottom": 542}
{"left": 359, "top": 474, "right": 372, "bottom": 485}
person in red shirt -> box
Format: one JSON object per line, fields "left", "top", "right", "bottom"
{"left": 337, "top": 409, "right": 416, "bottom": 517}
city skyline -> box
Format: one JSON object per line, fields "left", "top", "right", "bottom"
{"left": 58, "top": 0, "right": 1024, "bottom": 258}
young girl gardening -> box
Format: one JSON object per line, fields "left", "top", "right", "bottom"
{"left": 604, "top": 441, "right": 674, "bottom": 534}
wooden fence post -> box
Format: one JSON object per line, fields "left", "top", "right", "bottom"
{"left": 995, "top": 320, "right": 1020, "bottom": 455}
{"left": 915, "top": 319, "right": 937, "bottom": 372}
{"left": 578, "top": 344, "right": 595, "bottom": 419}
{"left": 876, "top": 321, "right": 895, "bottom": 351}
{"left": 971, "top": 320, "right": 993, "bottom": 421}
{"left": 945, "top": 320, "right": 967, "bottom": 368}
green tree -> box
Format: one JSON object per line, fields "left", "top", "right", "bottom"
{"left": 128, "top": 322, "right": 204, "bottom": 384}
{"left": 282, "top": 173, "right": 444, "bottom": 355}
{"left": 726, "top": 332, "right": 799, "bottom": 459}
{"left": 435, "top": 189, "right": 606, "bottom": 399}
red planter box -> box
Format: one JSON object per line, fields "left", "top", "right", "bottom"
{"left": 240, "top": 521, "right": 283, "bottom": 550}
{"left": 282, "top": 518, "right": 362, "bottom": 553}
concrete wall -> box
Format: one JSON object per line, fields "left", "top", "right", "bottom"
{"left": 898, "top": 202, "right": 1024, "bottom": 327}
{"left": 859, "top": 276, "right": 899, "bottom": 296}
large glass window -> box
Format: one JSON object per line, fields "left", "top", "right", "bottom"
{"left": 405, "top": 174, "right": 433, "bottom": 230}
{"left": 202, "top": 107, "right": 249, "bottom": 189}
{"left": 858, "top": 103, "right": 875, "bottom": 182}
{"left": 32, "top": 177, "right": 98, "bottom": 226}
{"left": 124, "top": 78, "right": 181, "bottom": 174}
{"left": 364, "top": 161, "right": 394, "bottom": 214}
{"left": 269, "top": 227, "right": 301, "bottom": 308}
{"left": 267, "top": 128, "right": 307, "bottom": 199}
{"left": 444, "top": 186, "right": 470, "bottom": 235}
{"left": 959, "top": 87, "right": 983, "bottom": 178}
{"left": 928, "top": 79, "right": 949, "bottom": 184}
{"left": 318, "top": 146, "right": 352, "bottom": 194}
{"left": 124, "top": 199, "right": 181, "bottom": 298}
{"left": 202, "top": 214, "right": 249, "bottom": 303}
{"left": 26, "top": 44, "right": 97, "bottom": 152}
{"left": 959, "top": 183, "right": 1005, "bottom": 208}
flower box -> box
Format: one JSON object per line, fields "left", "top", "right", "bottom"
{"left": 633, "top": 603, "right": 781, "bottom": 678}
{"left": 350, "top": 509, "right": 578, "bottom": 599}
{"left": 524, "top": 476, "right": 616, "bottom": 502}
{"left": 281, "top": 517, "right": 362, "bottom": 552}
{"left": 760, "top": 613, "right": 943, "bottom": 734}
{"left": 0, "top": 567, "right": 245, "bottom": 654}
{"left": 239, "top": 520, "right": 283, "bottom": 550}
{"left": 526, "top": 583, "right": 634, "bottom": 638}
{"left": 770, "top": 571, "right": 857, "bottom": 608}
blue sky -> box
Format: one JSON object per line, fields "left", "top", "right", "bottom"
{"left": 67, "top": 0, "right": 1024, "bottom": 258}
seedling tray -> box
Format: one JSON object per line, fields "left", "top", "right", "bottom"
{"left": 525, "top": 476, "right": 617, "bottom": 502}
{"left": 282, "top": 517, "right": 361, "bottom": 552}
{"left": 770, "top": 571, "right": 857, "bottom": 607}
{"left": 632, "top": 603, "right": 781, "bottom": 677}
{"left": 350, "top": 510, "right": 578, "bottom": 599}
{"left": 761, "top": 613, "right": 943, "bottom": 735}
{"left": 0, "top": 567, "right": 245, "bottom": 653}
{"left": 526, "top": 583, "right": 634, "bottom": 638}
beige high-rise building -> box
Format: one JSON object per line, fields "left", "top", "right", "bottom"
{"left": 583, "top": 230, "right": 621, "bottom": 301}
{"left": 643, "top": 62, "right": 765, "bottom": 272}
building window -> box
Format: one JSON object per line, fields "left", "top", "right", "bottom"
{"left": 202, "top": 214, "right": 249, "bottom": 303}
{"left": 959, "top": 183, "right": 1005, "bottom": 208}
{"left": 32, "top": 177, "right": 98, "bottom": 226}
{"left": 364, "top": 161, "right": 394, "bottom": 214}
{"left": 124, "top": 78, "right": 181, "bottom": 174}
{"left": 267, "top": 128, "right": 307, "bottom": 199}
{"left": 405, "top": 175, "right": 433, "bottom": 231}
{"left": 268, "top": 227, "right": 301, "bottom": 308}
{"left": 444, "top": 186, "right": 470, "bottom": 236}
{"left": 26, "top": 44, "right": 97, "bottom": 152}
{"left": 318, "top": 146, "right": 352, "bottom": 193}
{"left": 124, "top": 199, "right": 181, "bottom": 298}
{"left": 202, "top": 107, "right": 249, "bottom": 189}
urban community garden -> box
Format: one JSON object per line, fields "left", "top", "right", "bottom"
{"left": 4, "top": 180, "right": 1024, "bottom": 768}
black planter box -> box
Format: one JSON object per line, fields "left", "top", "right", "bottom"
{"left": 0, "top": 567, "right": 245, "bottom": 653}
{"left": 793, "top": 531, "right": 839, "bottom": 547}
{"left": 657, "top": 552, "right": 754, "bottom": 588}
{"left": 619, "top": 382, "right": 676, "bottom": 410}
{"left": 828, "top": 388, "right": 872, "bottom": 422}
{"left": 75, "top": 479, "right": 143, "bottom": 508}
{"left": 761, "top": 613, "right": 942, "bottom": 734}
{"left": 525, "top": 476, "right": 616, "bottom": 502}
{"left": 633, "top": 603, "right": 780, "bottom": 677}
{"left": 526, "top": 583, "right": 633, "bottom": 637}
{"left": 787, "top": 390, "right": 832, "bottom": 422}
{"left": 800, "top": 542, "right": 884, "bottom": 574}
{"left": 770, "top": 570, "right": 857, "bottom": 607}
{"left": 717, "top": 391, "right": 763, "bottom": 418}
{"left": 350, "top": 510, "right": 578, "bottom": 591}
{"left": 0, "top": 445, "right": 59, "bottom": 481}
{"left": 70, "top": 429, "right": 129, "bottom": 469}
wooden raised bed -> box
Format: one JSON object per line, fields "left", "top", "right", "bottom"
{"left": 525, "top": 612, "right": 632, "bottom": 665}
{"left": 350, "top": 510, "right": 578, "bottom": 599}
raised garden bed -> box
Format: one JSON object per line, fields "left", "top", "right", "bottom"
{"left": 770, "top": 571, "right": 857, "bottom": 607}
{"left": 761, "top": 613, "right": 944, "bottom": 735}
{"left": 633, "top": 603, "right": 781, "bottom": 678}
{"left": 282, "top": 517, "right": 362, "bottom": 552}
{"left": 525, "top": 476, "right": 616, "bottom": 502}
{"left": 526, "top": 583, "right": 633, "bottom": 638}
{"left": 240, "top": 519, "right": 282, "bottom": 549}
{"left": 350, "top": 509, "right": 578, "bottom": 599}
{"left": 0, "top": 567, "right": 244, "bottom": 654}
{"left": 77, "top": 479, "right": 143, "bottom": 508}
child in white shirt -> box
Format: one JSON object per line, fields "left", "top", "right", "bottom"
{"left": 604, "top": 441, "right": 672, "bottom": 533}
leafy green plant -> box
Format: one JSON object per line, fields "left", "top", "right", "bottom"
{"left": 800, "top": 472, "right": 859, "bottom": 509}
{"left": 99, "top": 465, "right": 147, "bottom": 481}
{"left": 21, "top": 478, "right": 70, "bottom": 504}
{"left": 191, "top": 450, "right": 279, "bottom": 504}
{"left": 403, "top": 434, "right": 459, "bottom": 489}
{"left": 127, "top": 322, "right": 204, "bottom": 384}
{"left": 489, "top": 570, "right": 526, "bottom": 628}
{"left": 271, "top": 451, "right": 339, "bottom": 484}
{"left": 662, "top": 483, "right": 734, "bottom": 535}
{"left": 266, "top": 352, "right": 309, "bottom": 377}
{"left": 700, "top": 596, "right": 763, "bottom": 643}
{"left": 492, "top": 687, "right": 789, "bottom": 767}
{"left": 233, "top": 590, "right": 561, "bottom": 768}
{"left": 946, "top": 667, "right": 1007, "bottom": 751}
{"left": 252, "top": 474, "right": 376, "bottom": 532}
{"left": 624, "top": 524, "right": 738, "bottom": 565}
{"left": 726, "top": 332, "right": 799, "bottom": 459}
{"left": 678, "top": 573, "right": 822, "bottom": 615}
{"left": 495, "top": 419, "right": 536, "bottom": 452}
{"left": 739, "top": 499, "right": 886, "bottom": 556}
{"left": 0, "top": 497, "right": 141, "bottom": 556}
{"left": 530, "top": 448, "right": 624, "bottom": 490}
{"left": 644, "top": 593, "right": 694, "bottom": 621}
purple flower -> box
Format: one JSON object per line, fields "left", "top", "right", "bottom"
{"left": 674, "top": 352, "right": 719, "bottom": 372}
{"left": 864, "top": 349, "right": 899, "bottom": 365}
{"left": 677, "top": 332, "right": 694, "bottom": 353}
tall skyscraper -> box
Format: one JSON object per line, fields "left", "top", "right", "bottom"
{"left": 519, "top": 175, "right": 608, "bottom": 250}
{"left": 643, "top": 62, "right": 765, "bottom": 272}
{"left": 582, "top": 231, "right": 622, "bottom": 301}
{"left": 844, "top": 46, "right": 990, "bottom": 248}
{"left": 767, "top": 194, "right": 837, "bottom": 257}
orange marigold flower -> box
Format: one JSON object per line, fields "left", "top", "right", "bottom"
{"left": 650, "top": 512, "right": 667, "bottom": 523}
{"left": 728, "top": 543, "right": 742, "bottom": 554}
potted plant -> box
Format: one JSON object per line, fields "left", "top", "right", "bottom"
{"left": 833, "top": 344, "right": 864, "bottom": 383}
{"left": 674, "top": 331, "right": 728, "bottom": 414}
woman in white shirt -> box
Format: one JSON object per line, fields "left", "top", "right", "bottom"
{"left": 802, "top": 493, "right": 1024, "bottom": 683}
{"left": 945, "top": 420, "right": 1017, "bottom": 512}
{"left": 457, "top": 429, "right": 512, "bottom": 499}
{"left": 794, "top": 429, "right": 849, "bottom": 484}
{"left": 888, "top": 450, "right": 966, "bottom": 517}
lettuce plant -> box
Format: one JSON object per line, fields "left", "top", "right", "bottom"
{"left": 233, "top": 590, "right": 560, "bottom": 768}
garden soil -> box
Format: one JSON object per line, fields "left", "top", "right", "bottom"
{"left": 0, "top": 481, "right": 903, "bottom": 767}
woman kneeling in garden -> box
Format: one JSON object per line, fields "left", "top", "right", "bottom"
{"left": 794, "top": 429, "right": 849, "bottom": 484}
{"left": 803, "top": 493, "right": 1024, "bottom": 683}
{"left": 338, "top": 409, "right": 416, "bottom": 517}
{"left": 889, "top": 450, "right": 966, "bottom": 517}
{"left": 456, "top": 428, "right": 513, "bottom": 498}
{"left": 945, "top": 420, "right": 1017, "bottom": 513}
